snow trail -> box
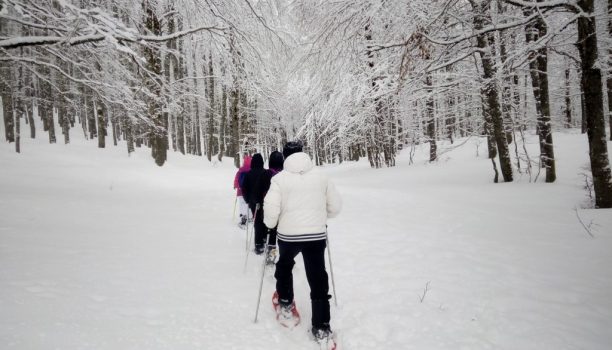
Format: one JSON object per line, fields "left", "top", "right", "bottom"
{"left": 1, "top": 132, "right": 611, "bottom": 349}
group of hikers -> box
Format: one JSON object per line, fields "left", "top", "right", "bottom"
{"left": 233, "top": 141, "right": 343, "bottom": 343}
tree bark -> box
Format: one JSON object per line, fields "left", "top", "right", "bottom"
{"left": 48, "top": 107, "right": 56, "bottom": 144}
{"left": 608, "top": 0, "right": 612, "bottom": 140}
{"left": 581, "top": 84, "right": 587, "bottom": 134}
{"left": 425, "top": 74, "right": 437, "bottom": 162}
{"left": 111, "top": 110, "right": 118, "bottom": 146}
{"left": 230, "top": 87, "right": 240, "bottom": 167}
{"left": 207, "top": 53, "right": 215, "bottom": 161}
{"left": 97, "top": 104, "right": 105, "bottom": 148}
{"left": 577, "top": 0, "right": 612, "bottom": 207}
{"left": 218, "top": 84, "right": 227, "bottom": 162}
{"left": 525, "top": 5, "right": 555, "bottom": 182}
{"left": 229, "top": 31, "right": 240, "bottom": 168}
{"left": 474, "top": 1, "right": 513, "bottom": 182}
{"left": 27, "top": 107, "right": 35, "bottom": 139}
{"left": 61, "top": 105, "right": 70, "bottom": 144}
{"left": 190, "top": 48, "right": 202, "bottom": 156}
{"left": 564, "top": 67, "right": 572, "bottom": 128}
{"left": 125, "top": 117, "right": 135, "bottom": 155}
{"left": 497, "top": 18, "right": 514, "bottom": 145}
{"left": 88, "top": 99, "right": 97, "bottom": 139}
{"left": 2, "top": 93, "right": 14, "bottom": 142}
{"left": 143, "top": 0, "right": 167, "bottom": 166}
{"left": 14, "top": 105, "right": 20, "bottom": 153}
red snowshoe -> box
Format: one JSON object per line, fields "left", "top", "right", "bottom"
{"left": 272, "top": 291, "right": 300, "bottom": 328}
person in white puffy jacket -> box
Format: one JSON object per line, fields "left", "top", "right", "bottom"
{"left": 263, "top": 141, "right": 342, "bottom": 340}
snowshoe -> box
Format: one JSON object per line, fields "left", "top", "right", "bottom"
{"left": 265, "top": 246, "right": 277, "bottom": 265}
{"left": 238, "top": 215, "right": 247, "bottom": 229}
{"left": 272, "top": 291, "right": 300, "bottom": 328}
{"left": 311, "top": 325, "right": 337, "bottom": 350}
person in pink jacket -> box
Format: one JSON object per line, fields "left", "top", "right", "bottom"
{"left": 234, "top": 155, "right": 252, "bottom": 227}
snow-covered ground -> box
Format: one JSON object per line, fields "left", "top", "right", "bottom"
{"left": 1, "top": 130, "right": 611, "bottom": 350}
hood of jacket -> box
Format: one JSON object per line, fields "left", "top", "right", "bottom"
{"left": 283, "top": 152, "right": 313, "bottom": 174}
{"left": 251, "top": 153, "right": 264, "bottom": 169}
{"left": 268, "top": 151, "right": 284, "bottom": 171}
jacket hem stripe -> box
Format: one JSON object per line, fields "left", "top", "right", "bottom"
{"left": 277, "top": 232, "right": 327, "bottom": 242}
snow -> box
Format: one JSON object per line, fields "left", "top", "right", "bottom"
{"left": 1, "top": 131, "right": 611, "bottom": 350}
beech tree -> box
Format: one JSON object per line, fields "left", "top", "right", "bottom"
{"left": 1, "top": 0, "right": 610, "bottom": 206}
{"left": 574, "top": 0, "right": 612, "bottom": 207}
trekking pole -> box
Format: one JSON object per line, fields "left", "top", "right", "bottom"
{"left": 232, "top": 196, "right": 237, "bottom": 221}
{"left": 244, "top": 209, "right": 250, "bottom": 252}
{"left": 254, "top": 230, "right": 270, "bottom": 323}
{"left": 326, "top": 227, "right": 338, "bottom": 307}
{"left": 243, "top": 204, "right": 259, "bottom": 273}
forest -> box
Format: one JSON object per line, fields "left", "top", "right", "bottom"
{"left": 1, "top": 0, "right": 611, "bottom": 208}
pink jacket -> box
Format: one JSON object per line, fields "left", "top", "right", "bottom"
{"left": 233, "top": 156, "right": 252, "bottom": 196}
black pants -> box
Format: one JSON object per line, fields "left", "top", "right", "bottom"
{"left": 251, "top": 205, "right": 276, "bottom": 249}
{"left": 275, "top": 239, "right": 330, "bottom": 328}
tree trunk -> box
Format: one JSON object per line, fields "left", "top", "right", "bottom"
{"left": 218, "top": 85, "right": 227, "bottom": 162}
{"left": 27, "top": 105, "right": 35, "bottom": 138}
{"left": 207, "top": 53, "right": 215, "bottom": 161}
{"left": 143, "top": 1, "right": 167, "bottom": 166}
{"left": 57, "top": 103, "right": 68, "bottom": 145}
{"left": 48, "top": 107, "right": 56, "bottom": 144}
{"left": 474, "top": 1, "right": 513, "bottom": 182}
{"left": 565, "top": 67, "right": 572, "bottom": 128}
{"left": 14, "top": 105, "right": 21, "bottom": 153}
{"left": 88, "top": 99, "right": 97, "bottom": 139}
{"left": 2, "top": 93, "right": 14, "bottom": 142}
{"left": 230, "top": 87, "right": 240, "bottom": 168}
{"left": 176, "top": 110, "right": 185, "bottom": 154}
{"left": 125, "top": 117, "right": 135, "bottom": 155}
{"left": 97, "top": 104, "right": 105, "bottom": 148}
{"left": 525, "top": 5, "right": 555, "bottom": 182}
{"left": 608, "top": 0, "right": 612, "bottom": 140}
{"left": 80, "top": 95, "right": 88, "bottom": 139}
{"left": 497, "top": 22, "right": 514, "bottom": 145}
{"left": 166, "top": 13, "right": 185, "bottom": 155}
{"left": 112, "top": 111, "right": 118, "bottom": 146}
{"left": 577, "top": 0, "right": 612, "bottom": 207}
{"left": 426, "top": 74, "right": 436, "bottom": 162}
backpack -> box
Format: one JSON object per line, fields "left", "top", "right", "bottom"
{"left": 238, "top": 171, "right": 247, "bottom": 187}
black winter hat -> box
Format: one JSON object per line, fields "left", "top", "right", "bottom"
{"left": 251, "top": 153, "right": 264, "bottom": 169}
{"left": 283, "top": 141, "right": 303, "bottom": 158}
{"left": 268, "top": 151, "right": 284, "bottom": 171}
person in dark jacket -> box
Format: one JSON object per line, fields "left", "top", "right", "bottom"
{"left": 240, "top": 153, "right": 266, "bottom": 254}
{"left": 252, "top": 151, "right": 284, "bottom": 262}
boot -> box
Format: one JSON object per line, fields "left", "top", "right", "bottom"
{"left": 311, "top": 323, "right": 333, "bottom": 341}
{"left": 266, "top": 245, "right": 277, "bottom": 265}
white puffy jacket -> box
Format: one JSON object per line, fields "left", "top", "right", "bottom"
{"left": 263, "top": 152, "right": 342, "bottom": 242}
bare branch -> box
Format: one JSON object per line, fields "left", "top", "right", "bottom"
{"left": 0, "top": 25, "right": 228, "bottom": 49}
{"left": 419, "top": 281, "right": 431, "bottom": 303}
{"left": 574, "top": 207, "right": 595, "bottom": 238}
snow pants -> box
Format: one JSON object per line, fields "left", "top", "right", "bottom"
{"left": 251, "top": 205, "right": 276, "bottom": 249}
{"left": 238, "top": 196, "right": 248, "bottom": 220}
{"left": 275, "top": 238, "right": 331, "bottom": 328}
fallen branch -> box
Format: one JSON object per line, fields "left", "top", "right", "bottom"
{"left": 419, "top": 281, "right": 431, "bottom": 303}
{"left": 574, "top": 207, "right": 595, "bottom": 238}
